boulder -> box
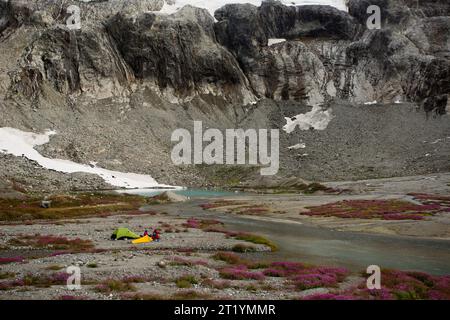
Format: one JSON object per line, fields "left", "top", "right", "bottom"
{"left": 154, "top": 191, "right": 188, "bottom": 203}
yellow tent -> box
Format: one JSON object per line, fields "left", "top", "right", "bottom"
{"left": 132, "top": 235, "right": 153, "bottom": 244}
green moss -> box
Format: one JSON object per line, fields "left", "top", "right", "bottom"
{"left": 0, "top": 272, "right": 15, "bottom": 280}
{"left": 175, "top": 275, "right": 198, "bottom": 288}
{"left": 393, "top": 290, "right": 421, "bottom": 300}
{"left": 45, "top": 265, "right": 64, "bottom": 271}
{"left": 123, "top": 293, "right": 165, "bottom": 300}
{"left": 212, "top": 252, "right": 243, "bottom": 265}
{"left": 245, "top": 284, "right": 259, "bottom": 292}
{"left": 8, "top": 235, "right": 94, "bottom": 252}
{"left": 0, "top": 193, "right": 148, "bottom": 222}
{"left": 234, "top": 233, "right": 278, "bottom": 252}
{"left": 230, "top": 182, "right": 334, "bottom": 195}
{"left": 171, "top": 290, "right": 212, "bottom": 300}
{"left": 95, "top": 279, "right": 136, "bottom": 293}
{"left": 175, "top": 279, "right": 192, "bottom": 288}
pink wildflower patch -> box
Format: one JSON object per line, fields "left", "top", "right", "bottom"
{"left": 0, "top": 256, "right": 24, "bottom": 264}
{"left": 302, "top": 199, "right": 446, "bottom": 220}
{"left": 219, "top": 265, "right": 265, "bottom": 280}
{"left": 292, "top": 273, "right": 340, "bottom": 290}
{"left": 302, "top": 293, "right": 357, "bottom": 300}
{"left": 183, "top": 218, "right": 223, "bottom": 229}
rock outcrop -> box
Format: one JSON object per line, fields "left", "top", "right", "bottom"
{"left": 213, "top": 0, "right": 449, "bottom": 110}
{"left": 346, "top": 0, "right": 450, "bottom": 112}
{"left": 2, "top": 0, "right": 448, "bottom": 110}
{"left": 214, "top": 2, "right": 361, "bottom": 104}
{"left": 10, "top": 26, "right": 134, "bottom": 99}
{"left": 106, "top": 6, "right": 255, "bottom": 104}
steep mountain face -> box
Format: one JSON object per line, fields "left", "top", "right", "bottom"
{"left": 0, "top": 0, "right": 449, "bottom": 191}
{"left": 106, "top": 6, "right": 255, "bottom": 104}
{"left": 1, "top": 1, "right": 256, "bottom": 106}
{"left": 214, "top": 2, "right": 360, "bottom": 105}
{"left": 3, "top": 0, "right": 448, "bottom": 111}
{"left": 347, "top": 0, "right": 450, "bottom": 112}
{"left": 214, "top": 0, "right": 450, "bottom": 110}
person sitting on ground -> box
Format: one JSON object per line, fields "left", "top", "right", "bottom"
{"left": 143, "top": 230, "right": 149, "bottom": 237}
{"left": 152, "top": 229, "right": 161, "bottom": 242}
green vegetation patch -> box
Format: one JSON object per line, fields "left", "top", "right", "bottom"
{"left": 0, "top": 193, "right": 150, "bottom": 222}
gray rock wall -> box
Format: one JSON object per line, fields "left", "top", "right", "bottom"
{"left": 0, "top": 0, "right": 449, "bottom": 189}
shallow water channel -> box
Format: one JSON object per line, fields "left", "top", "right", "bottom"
{"left": 137, "top": 191, "right": 450, "bottom": 275}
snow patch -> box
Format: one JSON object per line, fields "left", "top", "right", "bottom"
{"left": 268, "top": 38, "right": 287, "bottom": 46}
{"left": 288, "top": 143, "right": 306, "bottom": 150}
{"left": 364, "top": 101, "right": 378, "bottom": 105}
{"left": 283, "top": 106, "right": 334, "bottom": 133}
{"left": 0, "top": 127, "right": 177, "bottom": 189}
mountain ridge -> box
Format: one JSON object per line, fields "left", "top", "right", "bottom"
{"left": 0, "top": 0, "right": 449, "bottom": 193}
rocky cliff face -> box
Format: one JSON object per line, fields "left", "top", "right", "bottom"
{"left": 346, "top": 0, "right": 450, "bottom": 112}
{"left": 214, "top": 2, "right": 359, "bottom": 105}
{"left": 1, "top": 0, "right": 257, "bottom": 105}
{"left": 0, "top": 0, "right": 449, "bottom": 190}
{"left": 106, "top": 6, "right": 255, "bottom": 104}
{"left": 2, "top": 0, "right": 449, "bottom": 110}
{"left": 213, "top": 0, "right": 450, "bottom": 110}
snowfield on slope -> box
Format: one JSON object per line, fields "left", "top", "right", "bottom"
{"left": 283, "top": 106, "right": 334, "bottom": 133}
{"left": 158, "top": 0, "right": 348, "bottom": 16}
{"left": 0, "top": 127, "right": 176, "bottom": 189}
